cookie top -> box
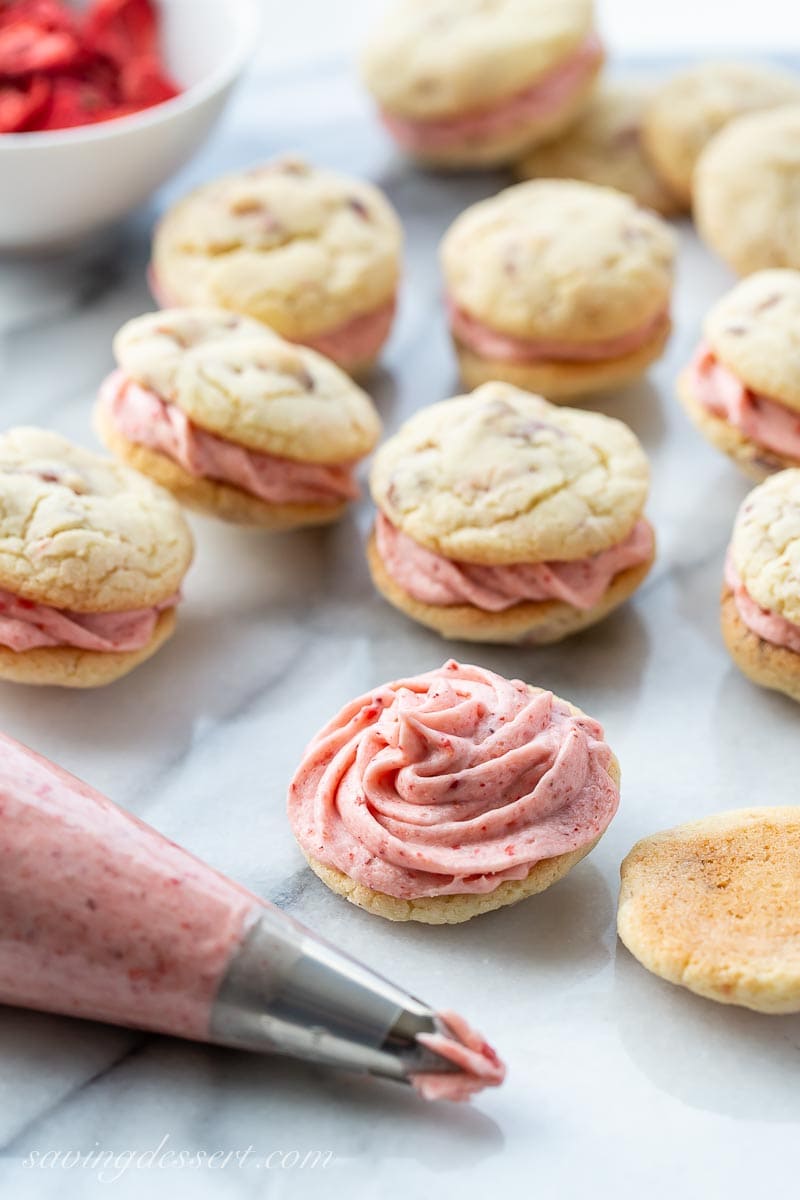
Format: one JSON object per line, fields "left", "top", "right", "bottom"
{"left": 151, "top": 157, "right": 403, "bottom": 340}
{"left": 694, "top": 105, "right": 800, "bottom": 276}
{"left": 370, "top": 382, "right": 650, "bottom": 564}
{"left": 114, "top": 310, "right": 382, "bottom": 464}
{"left": 441, "top": 180, "right": 676, "bottom": 342}
{"left": 361, "top": 0, "right": 595, "bottom": 121}
{"left": 730, "top": 469, "right": 800, "bottom": 625}
{"left": 517, "top": 81, "right": 682, "bottom": 217}
{"left": 642, "top": 62, "right": 800, "bottom": 204}
{"left": 0, "top": 428, "right": 194, "bottom": 613}
{"left": 705, "top": 271, "right": 800, "bottom": 412}
{"left": 618, "top": 808, "right": 800, "bottom": 1014}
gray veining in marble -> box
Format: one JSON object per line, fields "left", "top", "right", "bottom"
{"left": 0, "top": 44, "right": 799, "bottom": 1200}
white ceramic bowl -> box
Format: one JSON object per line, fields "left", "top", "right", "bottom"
{"left": 0, "top": 0, "right": 261, "bottom": 252}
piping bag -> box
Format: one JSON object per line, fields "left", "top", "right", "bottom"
{"left": 0, "top": 733, "right": 505, "bottom": 1102}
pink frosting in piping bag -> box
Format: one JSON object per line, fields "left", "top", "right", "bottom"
{"left": 725, "top": 552, "right": 800, "bottom": 653}
{"left": 375, "top": 513, "right": 653, "bottom": 612}
{"left": 414, "top": 1011, "right": 505, "bottom": 1101}
{"left": 381, "top": 33, "right": 603, "bottom": 154}
{"left": 288, "top": 660, "right": 619, "bottom": 900}
{"left": 689, "top": 342, "right": 800, "bottom": 460}
{"left": 448, "top": 298, "right": 668, "bottom": 365}
{"left": 100, "top": 371, "right": 359, "bottom": 504}
{"left": 0, "top": 590, "right": 176, "bottom": 653}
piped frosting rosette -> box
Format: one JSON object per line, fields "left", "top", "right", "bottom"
{"left": 288, "top": 660, "right": 620, "bottom": 912}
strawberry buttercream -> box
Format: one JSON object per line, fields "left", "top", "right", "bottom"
{"left": 375, "top": 513, "right": 653, "bottom": 612}
{"left": 100, "top": 371, "right": 359, "bottom": 504}
{"left": 448, "top": 298, "right": 669, "bottom": 365}
{"left": 690, "top": 342, "right": 800, "bottom": 460}
{"left": 413, "top": 1011, "right": 506, "bottom": 1102}
{"left": 0, "top": 589, "right": 176, "bottom": 653}
{"left": 381, "top": 34, "right": 603, "bottom": 155}
{"left": 288, "top": 660, "right": 620, "bottom": 900}
{"left": 725, "top": 553, "right": 800, "bottom": 653}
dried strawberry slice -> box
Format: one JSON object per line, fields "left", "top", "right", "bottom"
{"left": 0, "top": 73, "right": 49, "bottom": 130}
{"left": 119, "top": 53, "right": 177, "bottom": 107}
{"left": 0, "top": 18, "right": 82, "bottom": 73}
{"left": 38, "top": 74, "right": 117, "bottom": 129}
{"left": 84, "top": 0, "right": 158, "bottom": 66}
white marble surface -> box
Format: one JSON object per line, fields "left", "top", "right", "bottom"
{"left": 1, "top": 21, "right": 800, "bottom": 1200}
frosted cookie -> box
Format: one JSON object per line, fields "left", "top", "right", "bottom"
{"left": 95, "top": 309, "right": 382, "bottom": 528}
{"left": 361, "top": 0, "right": 603, "bottom": 169}
{"left": 678, "top": 271, "right": 800, "bottom": 480}
{"left": 694, "top": 106, "right": 800, "bottom": 276}
{"left": 517, "top": 81, "right": 682, "bottom": 216}
{"left": 721, "top": 469, "right": 800, "bottom": 704}
{"left": 441, "top": 180, "right": 675, "bottom": 399}
{"left": 368, "top": 383, "right": 654, "bottom": 643}
{"left": 618, "top": 809, "right": 800, "bottom": 1014}
{"left": 641, "top": 62, "right": 800, "bottom": 208}
{"left": 288, "top": 659, "right": 621, "bottom": 924}
{"left": 0, "top": 428, "right": 193, "bottom": 688}
{"left": 150, "top": 157, "right": 402, "bottom": 374}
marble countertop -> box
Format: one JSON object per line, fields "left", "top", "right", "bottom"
{"left": 1, "top": 35, "right": 799, "bottom": 1200}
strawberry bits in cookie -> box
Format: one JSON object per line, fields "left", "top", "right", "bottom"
{"left": 95, "top": 308, "right": 382, "bottom": 528}
{"left": 288, "top": 660, "right": 621, "bottom": 924}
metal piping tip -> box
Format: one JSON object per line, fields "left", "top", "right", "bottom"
{"left": 380, "top": 1009, "right": 463, "bottom": 1082}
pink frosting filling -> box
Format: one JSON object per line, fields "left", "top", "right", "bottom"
{"left": 288, "top": 659, "right": 620, "bottom": 900}
{"left": 725, "top": 552, "right": 800, "bottom": 654}
{"left": 413, "top": 1011, "right": 506, "bottom": 1102}
{"left": 101, "top": 371, "right": 359, "bottom": 505}
{"left": 0, "top": 589, "right": 176, "bottom": 653}
{"left": 448, "top": 297, "right": 668, "bottom": 365}
{"left": 375, "top": 512, "right": 653, "bottom": 612}
{"left": 381, "top": 33, "right": 603, "bottom": 153}
{"left": 689, "top": 341, "right": 800, "bottom": 460}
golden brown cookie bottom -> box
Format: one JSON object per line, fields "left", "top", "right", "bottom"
{"left": 721, "top": 585, "right": 800, "bottom": 704}
{"left": 0, "top": 608, "right": 176, "bottom": 689}
{"left": 618, "top": 807, "right": 800, "bottom": 1013}
{"left": 678, "top": 371, "right": 799, "bottom": 481}
{"left": 366, "top": 526, "right": 654, "bottom": 644}
{"left": 96, "top": 407, "right": 348, "bottom": 529}
{"left": 453, "top": 318, "right": 671, "bottom": 400}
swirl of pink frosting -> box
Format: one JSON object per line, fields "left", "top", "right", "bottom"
{"left": 0, "top": 590, "right": 177, "bottom": 653}
{"left": 381, "top": 34, "right": 603, "bottom": 155}
{"left": 288, "top": 660, "right": 619, "bottom": 900}
{"left": 448, "top": 297, "right": 668, "bottom": 365}
{"left": 689, "top": 342, "right": 800, "bottom": 460}
{"left": 100, "top": 372, "right": 359, "bottom": 505}
{"left": 413, "top": 1011, "right": 506, "bottom": 1102}
{"left": 725, "top": 552, "right": 800, "bottom": 653}
{"left": 375, "top": 513, "right": 653, "bottom": 612}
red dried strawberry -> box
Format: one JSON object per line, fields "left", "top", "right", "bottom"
{"left": 38, "top": 74, "right": 115, "bottom": 129}
{"left": 84, "top": 0, "right": 158, "bottom": 66}
{"left": 0, "top": 17, "right": 82, "bottom": 73}
{"left": 0, "top": 72, "right": 49, "bottom": 130}
{"left": 119, "top": 53, "right": 177, "bottom": 107}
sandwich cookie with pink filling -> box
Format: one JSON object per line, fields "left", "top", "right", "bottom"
{"left": 368, "top": 383, "right": 655, "bottom": 643}
{"left": 679, "top": 271, "right": 800, "bottom": 480}
{"left": 288, "top": 659, "right": 621, "bottom": 923}
{"left": 361, "top": 0, "right": 604, "bottom": 169}
{"left": 95, "top": 309, "right": 382, "bottom": 528}
{"left": 0, "top": 428, "right": 193, "bottom": 688}
{"left": 149, "top": 156, "right": 402, "bottom": 375}
{"left": 722, "top": 469, "right": 800, "bottom": 705}
{"left": 441, "top": 180, "right": 676, "bottom": 399}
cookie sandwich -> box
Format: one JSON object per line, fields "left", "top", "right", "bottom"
{"left": 721, "top": 469, "right": 800, "bottom": 704}
{"left": 441, "top": 180, "right": 675, "bottom": 398}
{"left": 679, "top": 271, "right": 800, "bottom": 480}
{"left": 289, "top": 659, "right": 621, "bottom": 923}
{"left": 361, "top": 0, "right": 604, "bottom": 169}
{"left": 0, "top": 428, "right": 193, "bottom": 688}
{"left": 368, "top": 383, "right": 655, "bottom": 643}
{"left": 150, "top": 156, "right": 402, "bottom": 374}
{"left": 96, "top": 309, "right": 382, "bottom": 528}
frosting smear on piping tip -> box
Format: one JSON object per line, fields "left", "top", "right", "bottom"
{"left": 413, "top": 1010, "right": 506, "bottom": 1102}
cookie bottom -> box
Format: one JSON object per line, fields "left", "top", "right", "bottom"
{"left": 96, "top": 409, "right": 348, "bottom": 529}
{"left": 453, "top": 318, "right": 671, "bottom": 400}
{"left": 720, "top": 586, "right": 800, "bottom": 704}
{"left": 0, "top": 609, "right": 177, "bottom": 688}
{"left": 618, "top": 807, "right": 800, "bottom": 1014}
{"left": 678, "top": 372, "right": 799, "bottom": 481}
{"left": 366, "top": 527, "right": 654, "bottom": 644}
